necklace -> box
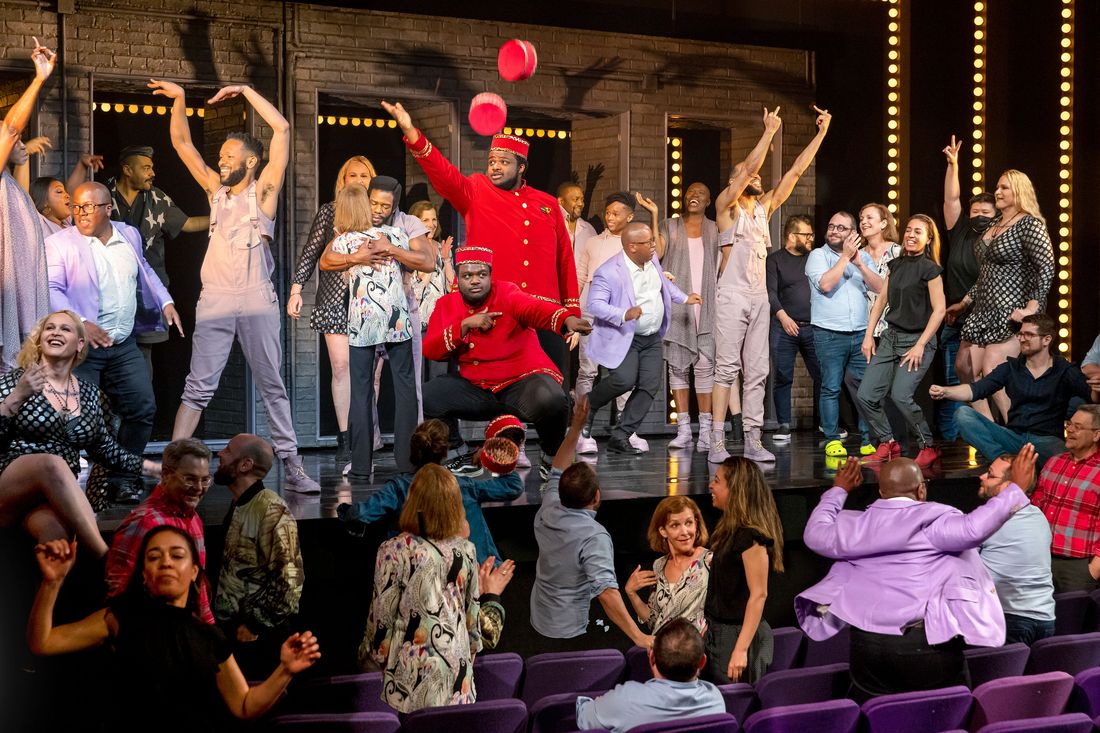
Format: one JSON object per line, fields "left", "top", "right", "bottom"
{"left": 985, "top": 211, "right": 1022, "bottom": 242}
{"left": 44, "top": 375, "right": 77, "bottom": 418}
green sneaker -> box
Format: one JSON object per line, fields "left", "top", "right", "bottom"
{"left": 825, "top": 439, "right": 848, "bottom": 458}
{"left": 860, "top": 443, "right": 876, "bottom": 456}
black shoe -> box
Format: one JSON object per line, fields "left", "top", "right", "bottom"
{"left": 115, "top": 479, "right": 145, "bottom": 505}
{"left": 538, "top": 459, "right": 553, "bottom": 483}
{"left": 730, "top": 414, "right": 744, "bottom": 443}
{"left": 445, "top": 451, "right": 483, "bottom": 478}
{"left": 335, "top": 430, "right": 351, "bottom": 465}
{"left": 607, "top": 436, "right": 642, "bottom": 455}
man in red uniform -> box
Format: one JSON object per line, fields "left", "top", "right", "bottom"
{"left": 382, "top": 101, "right": 581, "bottom": 380}
{"left": 424, "top": 247, "right": 590, "bottom": 479}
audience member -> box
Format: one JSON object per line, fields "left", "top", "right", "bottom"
{"left": 625, "top": 496, "right": 712, "bottom": 632}
{"left": 930, "top": 313, "right": 1090, "bottom": 467}
{"left": 1083, "top": 333, "right": 1100, "bottom": 404}
{"left": 362, "top": 464, "right": 481, "bottom": 712}
{"left": 1030, "top": 405, "right": 1100, "bottom": 592}
{"left": 797, "top": 455, "right": 1032, "bottom": 703}
{"left": 977, "top": 451, "right": 1055, "bottom": 645}
{"left": 575, "top": 618, "right": 724, "bottom": 733}
{"left": 558, "top": 181, "right": 597, "bottom": 266}
{"left": 106, "top": 437, "right": 215, "bottom": 624}
{"left": 28, "top": 528, "right": 319, "bottom": 730}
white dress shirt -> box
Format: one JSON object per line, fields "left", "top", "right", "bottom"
{"left": 87, "top": 228, "right": 139, "bottom": 342}
{"left": 624, "top": 252, "right": 664, "bottom": 336}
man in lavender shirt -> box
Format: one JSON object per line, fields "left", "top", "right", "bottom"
{"left": 796, "top": 449, "right": 1036, "bottom": 702}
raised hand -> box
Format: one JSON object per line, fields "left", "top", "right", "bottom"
{"left": 207, "top": 85, "right": 247, "bottom": 105}
{"left": 148, "top": 79, "right": 185, "bottom": 100}
{"left": 16, "top": 362, "right": 48, "bottom": 401}
{"left": 842, "top": 230, "right": 861, "bottom": 262}
{"left": 762, "top": 106, "right": 782, "bottom": 134}
{"left": 279, "top": 631, "right": 321, "bottom": 675}
{"left": 380, "top": 100, "right": 413, "bottom": 132}
{"left": 30, "top": 38, "right": 57, "bottom": 81}
{"left": 571, "top": 394, "right": 591, "bottom": 431}
{"left": 440, "top": 235, "right": 454, "bottom": 260}
{"left": 634, "top": 191, "right": 658, "bottom": 216}
{"left": 625, "top": 565, "right": 657, "bottom": 594}
{"left": 79, "top": 153, "right": 105, "bottom": 173}
{"left": 34, "top": 539, "right": 77, "bottom": 583}
{"left": 943, "top": 134, "right": 963, "bottom": 165}
{"left": 833, "top": 457, "right": 864, "bottom": 493}
{"left": 1009, "top": 443, "right": 1038, "bottom": 494}
{"left": 813, "top": 104, "right": 832, "bottom": 132}
{"left": 24, "top": 136, "right": 51, "bottom": 157}
{"left": 478, "top": 556, "right": 516, "bottom": 596}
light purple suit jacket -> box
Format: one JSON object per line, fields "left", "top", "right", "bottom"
{"left": 585, "top": 252, "right": 687, "bottom": 369}
{"left": 795, "top": 484, "right": 1030, "bottom": 647}
{"left": 45, "top": 222, "right": 173, "bottom": 335}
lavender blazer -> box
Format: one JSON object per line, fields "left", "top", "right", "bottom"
{"left": 585, "top": 252, "right": 688, "bottom": 369}
{"left": 795, "top": 484, "right": 1030, "bottom": 647}
{"left": 45, "top": 222, "right": 173, "bottom": 335}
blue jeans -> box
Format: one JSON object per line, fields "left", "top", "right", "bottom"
{"left": 938, "top": 325, "right": 962, "bottom": 440}
{"left": 1004, "top": 614, "right": 1055, "bottom": 646}
{"left": 955, "top": 406, "right": 1067, "bottom": 467}
{"left": 770, "top": 320, "right": 821, "bottom": 426}
{"left": 813, "top": 327, "right": 871, "bottom": 443}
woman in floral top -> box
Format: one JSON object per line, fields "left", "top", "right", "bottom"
{"left": 362, "top": 464, "right": 482, "bottom": 713}
{"left": 625, "top": 496, "right": 712, "bottom": 633}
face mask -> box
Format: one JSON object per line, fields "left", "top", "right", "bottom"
{"left": 969, "top": 215, "right": 993, "bottom": 233}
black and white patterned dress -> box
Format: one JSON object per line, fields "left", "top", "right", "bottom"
{"left": 962, "top": 215, "right": 1054, "bottom": 346}
{"left": 293, "top": 202, "right": 350, "bottom": 334}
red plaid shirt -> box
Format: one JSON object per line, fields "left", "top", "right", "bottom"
{"left": 1031, "top": 450, "right": 1100, "bottom": 558}
{"left": 104, "top": 486, "right": 214, "bottom": 624}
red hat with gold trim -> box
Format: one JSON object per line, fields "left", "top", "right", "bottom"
{"left": 477, "top": 436, "right": 520, "bottom": 475}
{"left": 455, "top": 246, "right": 494, "bottom": 269}
{"left": 490, "top": 133, "right": 530, "bottom": 160}
{"left": 485, "top": 414, "right": 524, "bottom": 440}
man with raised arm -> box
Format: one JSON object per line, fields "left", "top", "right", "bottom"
{"left": 149, "top": 79, "right": 319, "bottom": 493}
{"left": 708, "top": 105, "right": 831, "bottom": 465}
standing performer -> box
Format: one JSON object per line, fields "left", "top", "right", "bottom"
{"left": 150, "top": 79, "right": 320, "bottom": 493}
{"left": 382, "top": 101, "right": 581, "bottom": 379}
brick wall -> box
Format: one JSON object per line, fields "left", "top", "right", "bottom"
{"left": 1, "top": 0, "right": 818, "bottom": 445}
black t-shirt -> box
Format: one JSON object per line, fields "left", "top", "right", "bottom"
{"left": 944, "top": 218, "right": 981, "bottom": 310}
{"left": 885, "top": 255, "right": 943, "bottom": 334}
{"left": 704, "top": 527, "right": 774, "bottom": 624}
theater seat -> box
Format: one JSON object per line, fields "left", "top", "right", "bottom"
{"left": 269, "top": 712, "right": 400, "bottom": 732}
{"left": 968, "top": 671, "right": 1074, "bottom": 732}
{"left": 742, "top": 699, "right": 859, "bottom": 733}
{"left": 972, "top": 712, "right": 1094, "bottom": 733}
{"left": 1024, "top": 632, "right": 1100, "bottom": 676}
{"left": 521, "top": 649, "right": 625, "bottom": 706}
{"left": 964, "top": 644, "right": 1030, "bottom": 688}
{"left": 754, "top": 663, "right": 849, "bottom": 710}
{"left": 400, "top": 698, "right": 528, "bottom": 733}
{"left": 859, "top": 685, "right": 973, "bottom": 733}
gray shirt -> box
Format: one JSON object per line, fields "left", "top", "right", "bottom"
{"left": 530, "top": 468, "right": 618, "bottom": 638}
{"left": 979, "top": 504, "right": 1056, "bottom": 621}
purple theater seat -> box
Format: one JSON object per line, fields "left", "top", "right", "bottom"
{"left": 800, "top": 626, "right": 849, "bottom": 668}
{"left": 968, "top": 671, "right": 1074, "bottom": 732}
{"left": 626, "top": 645, "right": 654, "bottom": 683}
{"left": 860, "top": 685, "right": 973, "bottom": 733}
{"left": 279, "top": 672, "right": 387, "bottom": 715}
{"left": 964, "top": 644, "right": 1030, "bottom": 688}
{"left": 742, "top": 699, "right": 859, "bottom": 733}
{"left": 1069, "top": 667, "right": 1100, "bottom": 717}
{"left": 718, "top": 683, "right": 757, "bottom": 723}
{"left": 521, "top": 649, "right": 626, "bottom": 706}
{"left": 1054, "top": 591, "right": 1092, "bottom": 637}
{"left": 973, "top": 712, "right": 1095, "bottom": 733}
{"left": 753, "top": 663, "right": 850, "bottom": 710}
{"left": 529, "top": 690, "right": 608, "bottom": 733}
{"left": 474, "top": 652, "right": 524, "bottom": 700}
{"left": 269, "top": 712, "right": 400, "bottom": 732}
{"left": 769, "top": 628, "right": 804, "bottom": 673}
{"left": 400, "top": 699, "right": 528, "bottom": 733}
{"left": 1024, "top": 632, "right": 1100, "bottom": 676}
{"left": 627, "top": 712, "right": 740, "bottom": 733}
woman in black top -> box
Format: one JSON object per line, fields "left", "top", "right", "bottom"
{"left": 703, "top": 456, "right": 785, "bottom": 684}
{"left": 858, "top": 215, "right": 946, "bottom": 468}
{"left": 28, "top": 525, "right": 320, "bottom": 730}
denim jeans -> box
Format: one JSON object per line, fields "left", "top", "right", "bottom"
{"left": 938, "top": 324, "right": 963, "bottom": 440}
{"left": 813, "top": 326, "right": 870, "bottom": 443}
{"left": 1003, "top": 613, "right": 1055, "bottom": 646}
{"left": 770, "top": 320, "right": 821, "bottom": 426}
{"left": 954, "top": 405, "right": 1067, "bottom": 467}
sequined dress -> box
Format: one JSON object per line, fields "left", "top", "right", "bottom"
{"left": 293, "top": 202, "right": 349, "bottom": 334}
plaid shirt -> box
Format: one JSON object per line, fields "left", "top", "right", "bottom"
{"left": 105, "top": 486, "right": 214, "bottom": 624}
{"left": 1031, "top": 450, "right": 1100, "bottom": 558}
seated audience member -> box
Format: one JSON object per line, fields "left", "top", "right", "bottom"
{"left": 930, "top": 313, "right": 1090, "bottom": 467}
{"left": 28, "top": 528, "right": 320, "bottom": 730}
{"left": 531, "top": 397, "right": 653, "bottom": 648}
{"left": 1083, "top": 332, "right": 1100, "bottom": 403}
{"left": 626, "top": 496, "right": 712, "bottom": 633}
{"left": 575, "top": 618, "right": 724, "bottom": 733}
{"left": 976, "top": 450, "right": 1055, "bottom": 645}
{"left": 362, "top": 464, "right": 481, "bottom": 712}
{"left": 797, "top": 455, "right": 1032, "bottom": 703}
{"left": 106, "top": 438, "right": 215, "bottom": 624}
{"left": 338, "top": 417, "right": 522, "bottom": 564}
{"left": 212, "top": 434, "right": 304, "bottom": 675}
{"left": 704, "top": 457, "right": 784, "bottom": 684}
{"left": 1030, "top": 405, "right": 1100, "bottom": 592}
{"left": 1, "top": 311, "right": 157, "bottom": 557}
{"left": 422, "top": 246, "right": 590, "bottom": 480}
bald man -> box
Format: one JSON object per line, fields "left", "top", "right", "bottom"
{"left": 796, "top": 451, "right": 1035, "bottom": 702}
{"left": 45, "top": 181, "right": 180, "bottom": 505}
{"left": 213, "top": 433, "right": 304, "bottom": 676}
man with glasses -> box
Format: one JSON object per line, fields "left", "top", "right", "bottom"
{"left": 45, "top": 181, "right": 181, "bottom": 504}
{"left": 105, "top": 438, "right": 216, "bottom": 623}
{"left": 930, "top": 313, "right": 1091, "bottom": 467}
{"left": 805, "top": 212, "right": 884, "bottom": 458}
{"left": 766, "top": 214, "right": 822, "bottom": 443}
{"left": 1030, "top": 405, "right": 1100, "bottom": 592}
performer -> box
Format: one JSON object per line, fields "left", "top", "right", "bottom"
{"left": 422, "top": 247, "right": 590, "bottom": 480}
{"left": 150, "top": 79, "right": 320, "bottom": 493}
{"left": 558, "top": 181, "right": 597, "bottom": 267}
{"left": 382, "top": 101, "right": 581, "bottom": 380}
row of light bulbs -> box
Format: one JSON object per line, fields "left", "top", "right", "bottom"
{"left": 1056, "top": 0, "right": 1074, "bottom": 353}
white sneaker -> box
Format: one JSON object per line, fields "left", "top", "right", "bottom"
{"left": 576, "top": 435, "right": 599, "bottom": 454}
{"left": 629, "top": 433, "right": 649, "bottom": 452}
{"left": 283, "top": 455, "right": 321, "bottom": 494}
{"left": 516, "top": 449, "right": 532, "bottom": 468}
{"left": 697, "top": 417, "right": 713, "bottom": 452}
{"left": 708, "top": 430, "right": 730, "bottom": 463}
{"left": 668, "top": 421, "right": 693, "bottom": 449}
{"left": 744, "top": 429, "right": 776, "bottom": 463}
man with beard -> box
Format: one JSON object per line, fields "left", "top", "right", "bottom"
{"left": 150, "top": 79, "right": 319, "bottom": 493}
{"left": 661, "top": 182, "right": 719, "bottom": 452}
{"left": 765, "top": 214, "right": 821, "bottom": 443}
{"left": 558, "top": 181, "right": 597, "bottom": 268}
{"left": 213, "top": 433, "right": 304, "bottom": 676}
{"left": 383, "top": 101, "right": 581, "bottom": 381}
{"left": 422, "top": 247, "right": 590, "bottom": 480}
{"left": 709, "top": 105, "right": 832, "bottom": 465}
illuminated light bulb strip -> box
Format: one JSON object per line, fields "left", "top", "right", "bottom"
{"left": 669, "top": 135, "right": 682, "bottom": 220}
{"left": 971, "top": 1, "right": 988, "bottom": 196}
{"left": 1056, "top": 0, "right": 1074, "bottom": 354}
{"left": 95, "top": 101, "right": 203, "bottom": 118}
{"left": 885, "top": 0, "right": 901, "bottom": 214}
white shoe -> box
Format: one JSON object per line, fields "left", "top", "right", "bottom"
{"left": 342, "top": 462, "right": 352, "bottom": 476}
{"left": 516, "top": 449, "right": 532, "bottom": 468}
{"left": 576, "top": 435, "right": 599, "bottom": 454}
{"left": 283, "top": 455, "right": 321, "bottom": 494}
{"left": 708, "top": 430, "right": 730, "bottom": 463}
{"left": 744, "top": 429, "right": 776, "bottom": 463}
{"left": 697, "top": 416, "right": 713, "bottom": 452}
{"left": 668, "top": 421, "right": 693, "bottom": 449}
{"left": 629, "top": 433, "right": 649, "bottom": 452}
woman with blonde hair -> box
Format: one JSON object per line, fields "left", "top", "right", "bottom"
{"left": 408, "top": 199, "right": 455, "bottom": 327}
{"left": 362, "top": 463, "right": 482, "bottom": 713}
{"left": 858, "top": 203, "right": 900, "bottom": 339}
{"left": 287, "top": 155, "right": 377, "bottom": 464}
{"left": 0, "top": 311, "right": 159, "bottom": 555}
{"left": 703, "top": 456, "right": 784, "bottom": 684}
{"left": 625, "top": 495, "right": 712, "bottom": 633}
{"left": 946, "top": 169, "right": 1055, "bottom": 418}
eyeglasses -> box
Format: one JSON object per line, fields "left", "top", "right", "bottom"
{"left": 1065, "top": 421, "right": 1100, "bottom": 433}
{"left": 1015, "top": 331, "right": 1042, "bottom": 340}
{"left": 169, "top": 472, "right": 213, "bottom": 489}
{"left": 71, "top": 202, "right": 110, "bottom": 215}
{"left": 826, "top": 224, "right": 851, "bottom": 232}
{"left": 794, "top": 231, "right": 815, "bottom": 238}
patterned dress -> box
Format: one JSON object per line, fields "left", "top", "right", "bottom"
{"left": 409, "top": 249, "right": 449, "bottom": 332}
{"left": 963, "top": 215, "right": 1055, "bottom": 346}
{"left": 865, "top": 243, "right": 900, "bottom": 338}
{"left": 363, "top": 533, "right": 482, "bottom": 713}
{"left": 645, "top": 550, "right": 713, "bottom": 633}
{"left": 292, "top": 202, "right": 349, "bottom": 334}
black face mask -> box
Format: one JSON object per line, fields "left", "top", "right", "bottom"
{"left": 969, "top": 215, "right": 994, "bottom": 234}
